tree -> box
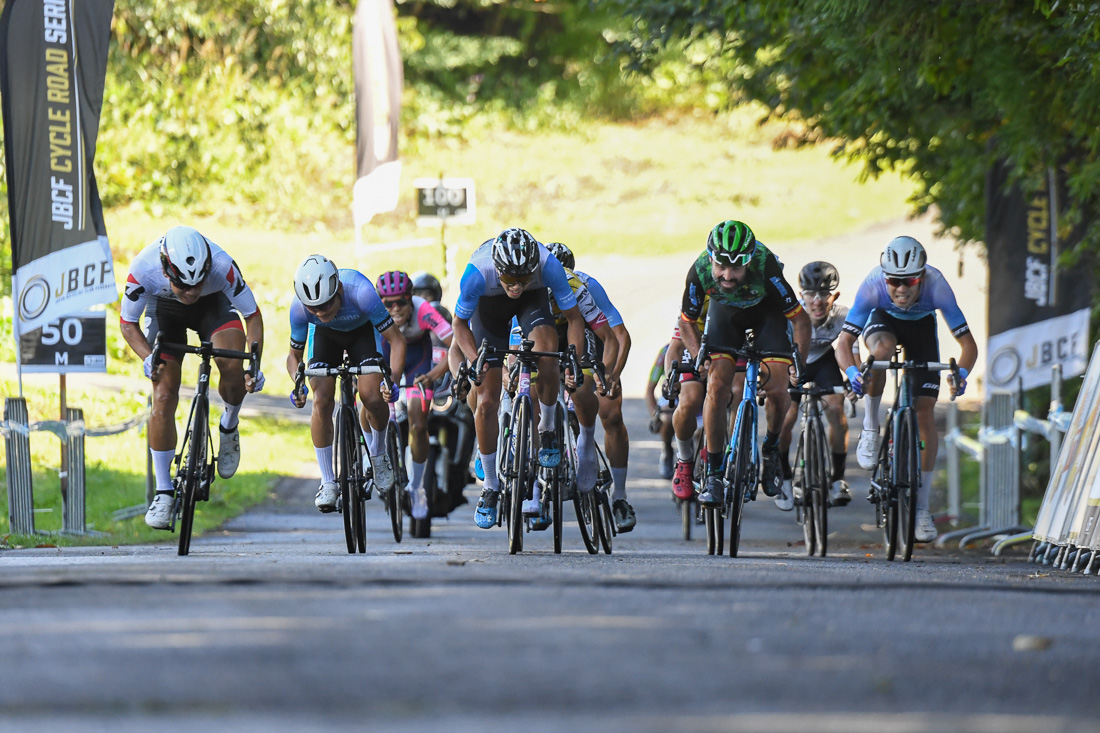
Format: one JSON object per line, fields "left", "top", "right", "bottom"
{"left": 605, "top": 0, "right": 1100, "bottom": 272}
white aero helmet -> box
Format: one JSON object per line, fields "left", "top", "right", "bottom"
{"left": 294, "top": 255, "right": 340, "bottom": 307}
{"left": 880, "top": 236, "right": 927, "bottom": 277}
{"left": 159, "top": 226, "right": 212, "bottom": 287}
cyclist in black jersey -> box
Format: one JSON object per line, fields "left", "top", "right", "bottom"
{"left": 678, "top": 220, "right": 810, "bottom": 510}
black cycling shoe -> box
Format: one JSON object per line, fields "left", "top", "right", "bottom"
{"left": 698, "top": 475, "right": 724, "bottom": 507}
{"left": 761, "top": 446, "right": 783, "bottom": 498}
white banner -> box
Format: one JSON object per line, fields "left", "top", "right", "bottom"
{"left": 985, "top": 308, "right": 1091, "bottom": 391}
{"left": 12, "top": 236, "right": 116, "bottom": 337}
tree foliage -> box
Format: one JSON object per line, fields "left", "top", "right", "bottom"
{"left": 604, "top": 0, "right": 1100, "bottom": 268}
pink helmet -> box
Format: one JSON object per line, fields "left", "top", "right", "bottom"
{"left": 376, "top": 270, "right": 412, "bottom": 298}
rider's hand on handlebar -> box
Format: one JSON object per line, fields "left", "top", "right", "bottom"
{"left": 381, "top": 380, "right": 399, "bottom": 404}
{"left": 143, "top": 353, "right": 162, "bottom": 381}
{"left": 844, "top": 365, "right": 864, "bottom": 396}
{"left": 648, "top": 410, "right": 663, "bottom": 434}
{"left": 290, "top": 384, "right": 308, "bottom": 408}
{"left": 948, "top": 366, "right": 969, "bottom": 398}
{"left": 245, "top": 370, "right": 265, "bottom": 393}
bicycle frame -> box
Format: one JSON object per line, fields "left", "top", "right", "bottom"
{"left": 865, "top": 348, "right": 958, "bottom": 562}
{"left": 150, "top": 333, "right": 258, "bottom": 556}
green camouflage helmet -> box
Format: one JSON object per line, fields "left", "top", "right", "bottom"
{"left": 706, "top": 220, "right": 756, "bottom": 267}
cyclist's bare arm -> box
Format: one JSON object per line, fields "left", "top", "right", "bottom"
{"left": 120, "top": 320, "right": 153, "bottom": 361}
{"left": 380, "top": 323, "right": 407, "bottom": 385}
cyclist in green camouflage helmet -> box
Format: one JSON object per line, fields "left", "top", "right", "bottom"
{"left": 679, "top": 219, "right": 810, "bottom": 513}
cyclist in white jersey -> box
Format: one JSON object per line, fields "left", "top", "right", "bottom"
{"left": 119, "top": 226, "right": 266, "bottom": 529}
{"left": 835, "top": 236, "right": 978, "bottom": 542}
{"left": 452, "top": 228, "right": 588, "bottom": 529}
{"left": 547, "top": 242, "right": 637, "bottom": 533}
{"left": 287, "top": 255, "right": 407, "bottom": 512}
{"left": 778, "top": 262, "right": 858, "bottom": 509}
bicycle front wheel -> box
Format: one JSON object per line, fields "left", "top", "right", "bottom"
{"left": 176, "top": 399, "right": 208, "bottom": 556}
{"left": 897, "top": 408, "right": 920, "bottom": 561}
{"left": 333, "top": 406, "right": 357, "bottom": 554}
{"left": 509, "top": 398, "right": 531, "bottom": 555}
{"left": 794, "top": 430, "right": 814, "bottom": 556}
{"left": 552, "top": 408, "right": 565, "bottom": 554}
{"left": 726, "top": 402, "right": 754, "bottom": 558}
{"left": 878, "top": 417, "right": 899, "bottom": 561}
{"left": 807, "top": 416, "right": 830, "bottom": 558}
{"left": 386, "top": 425, "right": 405, "bottom": 544}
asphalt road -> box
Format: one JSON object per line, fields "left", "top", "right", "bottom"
{"left": 2, "top": 397, "right": 1098, "bottom": 732}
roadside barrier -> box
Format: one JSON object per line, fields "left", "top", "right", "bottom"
{"left": 939, "top": 366, "right": 1070, "bottom": 554}
{"left": 2, "top": 396, "right": 152, "bottom": 535}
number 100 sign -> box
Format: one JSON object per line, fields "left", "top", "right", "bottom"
{"left": 415, "top": 177, "right": 476, "bottom": 226}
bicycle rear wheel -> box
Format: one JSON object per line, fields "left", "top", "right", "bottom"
{"left": 352, "top": 426, "right": 368, "bottom": 553}
{"left": 176, "top": 399, "right": 208, "bottom": 556}
{"left": 386, "top": 425, "right": 405, "bottom": 543}
{"left": 898, "top": 409, "right": 919, "bottom": 561}
{"left": 594, "top": 444, "right": 614, "bottom": 554}
{"left": 509, "top": 398, "right": 531, "bottom": 555}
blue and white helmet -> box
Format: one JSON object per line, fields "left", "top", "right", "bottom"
{"left": 881, "top": 236, "right": 927, "bottom": 277}
{"left": 491, "top": 228, "right": 539, "bottom": 277}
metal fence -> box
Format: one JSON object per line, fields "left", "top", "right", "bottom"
{"left": 2, "top": 396, "right": 152, "bottom": 535}
{"left": 939, "top": 366, "right": 1070, "bottom": 554}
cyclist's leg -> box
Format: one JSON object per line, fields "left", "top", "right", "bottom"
{"left": 469, "top": 304, "right": 512, "bottom": 524}
{"left": 522, "top": 294, "right": 561, "bottom": 465}
{"left": 197, "top": 295, "right": 248, "bottom": 478}
{"left": 142, "top": 302, "right": 185, "bottom": 527}
{"left": 857, "top": 311, "right": 898, "bottom": 468}
{"left": 701, "top": 356, "right": 736, "bottom": 505}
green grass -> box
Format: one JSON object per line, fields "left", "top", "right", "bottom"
{"left": 0, "top": 378, "right": 311, "bottom": 548}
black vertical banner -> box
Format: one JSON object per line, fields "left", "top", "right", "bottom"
{"left": 0, "top": 0, "right": 116, "bottom": 340}
{"left": 984, "top": 161, "right": 1092, "bottom": 390}
{"left": 351, "top": 0, "right": 403, "bottom": 230}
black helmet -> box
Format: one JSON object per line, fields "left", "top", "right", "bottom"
{"left": 798, "top": 261, "right": 839, "bottom": 292}
{"left": 410, "top": 270, "right": 443, "bottom": 303}
{"left": 545, "top": 242, "right": 575, "bottom": 271}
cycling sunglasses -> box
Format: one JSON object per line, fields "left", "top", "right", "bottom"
{"left": 383, "top": 298, "right": 410, "bottom": 309}
{"left": 885, "top": 275, "right": 921, "bottom": 288}
{"left": 499, "top": 272, "right": 533, "bottom": 287}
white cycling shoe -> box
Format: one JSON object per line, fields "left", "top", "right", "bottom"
{"left": 915, "top": 509, "right": 938, "bottom": 543}
{"left": 144, "top": 493, "right": 174, "bottom": 530}
{"left": 314, "top": 481, "right": 339, "bottom": 513}
{"left": 856, "top": 429, "right": 880, "bottom": 470}
{"left": 217, "top": 424, "right": 240, "bottom": 479}
{"left": 410, "top": 486, "right": 429, "bottom": 520}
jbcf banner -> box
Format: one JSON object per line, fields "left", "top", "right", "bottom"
{"left": 0, "top": 0, "right": 116, "bottom": 338}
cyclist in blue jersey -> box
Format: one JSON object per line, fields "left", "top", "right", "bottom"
{"left": 835, "top": 236, "right": 978, "bottom": 543}
{"left": 452, "top": 228, "right": 588, "bottom": 529}
{"left": 286, "top": 255, "right": 407, "bottom": 513}
{"left": 678, "top": 220, "right": 810, "bottom": 511}
{"left": 548, "top": 242, "right": 637, "bottom": 533}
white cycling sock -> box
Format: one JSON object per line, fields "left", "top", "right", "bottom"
{"left": 918, "top": 470, "right": 933, "bottom": 511}
{"left": 676, "top": 437, "right": 695, "bottom": 463}
{"left": 611, "top": 467, "right": 628, "bottom": 502}
{"left": 863, "top": 395, "right": 882, "bottom": 431}
{"left": 538, "top": 400, "right": 556, "bottom": 432}
{"left": 150, "top": 448, "right": 175, "bottom": 492}
{"left": 410, "top": 459, "right": 427, "bottom": 491}
{"left": 480, "top": 451, "right": 499, "bottom": 491}
{"left": 315, "top": 445, "right": 334, "bottom": 484}
{"left": 370, "top": 426, "right": 386, "bottom": 456}
{"left": 220, "top": 402, "right": 242, "bottom": 431}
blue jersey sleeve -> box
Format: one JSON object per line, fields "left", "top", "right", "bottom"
{"left": 289, "top": 300, "right": 309, "bottom": 349}
{"left": 841, "top": 271, "right": 880, "bottom": 336}
{"left": 454, "top": 264, "right": 487, "bottom": 320}
{"left": 581, "top": 274, "right": 622, "bottom": 328}
{"left": 543, "top": 256, "right": 578, "bottom": 312}
{"left": 926, "top": 270, "right": 970, "bottom": 336}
